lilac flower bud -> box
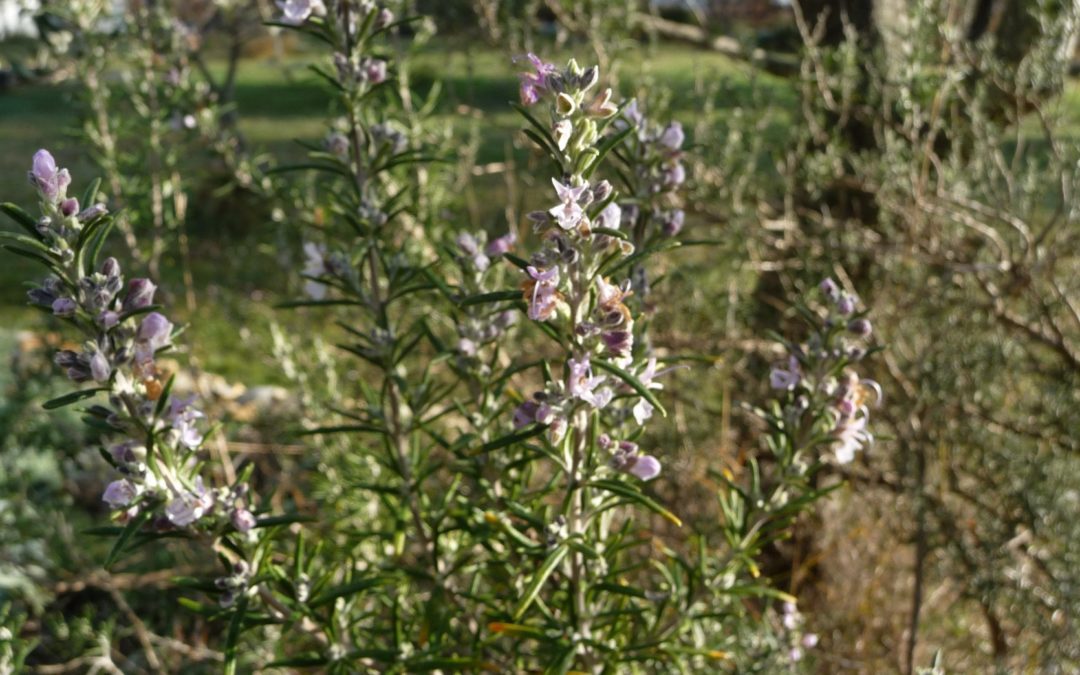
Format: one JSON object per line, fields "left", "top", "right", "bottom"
{"left": 375, "top": 7, "right": 394, "bottom": 28}
{"left": 485, "top": 231, "right": 516, "bottom": 257}
{"left": 848, "top": 318, "right": 872, "bottom": 337}
{"left": 102, "top": 480, "right": 137, "bottom": 509}
{"left": 124, "top": 278, "right": 157, "bottom": 310}
{"left": 837, "top": 293, "right": 857, "bottom": 315}
{"left": 276, "top": 0, "right": 315, "bottom": 25}
{"left": 100, "top": 257, "right": 121, "bottom": 279}
{"left": 29, "top": 149, "right": 69, "bottom": 203}
{"left": 365, "top": 59, "right": 387, "bottom": 84}
{"left": 628, "top": 455, "right": 662, "bottom": 481}
{"left": 662, "top": 209, "right": 685, "bottom": 237}
{"left": 231, "top": 508, "right": 256, "bottom": 533}
{"left": 819, "top": 278, "right": 840, "bottom": 302}
{"left": 664, "top": 163, "right": 686, "bottom": 188}
{"left": 77, "top": 203, "right": 107, "bottom": 222}
{"left": 137, "top": 312, "right": 173, "bottom": 348}
{"left": 659, "top": 122, "right": 685, "bottom": 150}
{"left": 60, "top": 198, "right": 79, "bottom": 217}
{"left": 89, "top": 349, "right": 111, "bottom": 382}
{"left": 97, "top": 311, "right": 119, "bottom": 329}
{"left": 595, "top": 202, "right": 622, "bottom": 231}
{"left": 592, "top": 180, "right": 613, "bottom": 203}
{"left": 51, "top": 297, "right": 77, "bottom": 317}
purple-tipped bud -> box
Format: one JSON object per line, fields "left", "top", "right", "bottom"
{"left": 77, "top": 203, "right": 107, "bottom": 222}
{"left": 365, "top": 59, "right": 387, "bottom": 84}
{"left": 596, "top": 202, "right": 622, "bottom": 230}
{"left": 102, "top": 480, "right": 137, "bottom": 508}
{"left": 29, "top": 149, "right": 67, "bottom": 202}
{"left": 659, "top": 122, "right": 685, "bottom": 150}
{"left": 100, "top": 257, "right": 121, "bottom": 279}
{"left": 662, "top": 209, "right": 685, "bottom": 237}
{"left": 231, "top": 508, "right": 257, "bottom": 533}
{"left": 60, "top": 198, "right": 79, "bottom": 217}
{"left": 819, "top": 278, "right": 841, "bottom": 302}
{"left": 663, "top": 163, "right": 686, "bottom": 188}
{"left": 89, "top": 350, "right": 111, "bottom": 382}
{"left": 837, "top": 293, "right": 857, "bottom": 315}
{"left": 375, "top": 7, "right": 394, "bottom": 28}
{"left": 124, "top": 278, "right": 157, "bottom": 310}
{"left": 592, "top": 180, "right": 613, "bottom": 203}
{"left": 97, "top": 311, "right": 119, "bottom": 329}
{"left": 137, "top": 312, "right": 173, "bottom": 348}
{"left": 848, "top": 318, "right": 872, "bottom": 337}
{"left": 51, "top": 297, "right": 77, "bottom": 317}
{"left": 485, "top": 231, "right": 516, "bottom": 257}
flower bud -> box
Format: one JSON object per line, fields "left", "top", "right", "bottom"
{"left": 100, "top": 257, "right": 121, "bottom": 279}
{"left": 231, "top": 508, "right": 256, "bottom": 533}
{"left": 124, "top": 278, "right": 157, "bottom": 309}
{"left": 848, "top": 318, "right": 872, "bottom": 337}
{"left": 137, "top": 312, "right": 173, "bottom": 348}
{"left": 662, "top": 209, "right": 685, "bottom": 236}
{"left": 102, "top": 480, "right": 137, "bottom": 508}
{"left": 819, "top": 278, "right": 840, "bottom": 302}
{"left": 60, "top": 197, "right": 79, "bottom": 217}
{"left": 375, "top": 7, "right": 394, "bottom": 28}
{"left": 659, "top": 122, "right": 685, "bottom": 150}
{"left": 837, "top": 293, "right": 857, "bottom": 315}
{"left": 51, "top": 297, "right": 77, "bottom": 317}
{"left": 89, "top": 349, "right": 111, "bottom": 382}
{"left": 77, "top": 203, "right": 107, "bottom": 222}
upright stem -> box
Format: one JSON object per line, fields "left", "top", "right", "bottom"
{"left": 905, "top": 439, "right": 928, "bottom": 675}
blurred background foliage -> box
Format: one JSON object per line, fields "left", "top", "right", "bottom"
{"left": 1, "top": 0, "right": 1079, "bottom": 672}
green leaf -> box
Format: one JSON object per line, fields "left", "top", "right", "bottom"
{"left": 276, "top": 298, "right": 364, "bottom": 309}
{"left": 104, "top": 508, "right": 152, "bottom": 570}
{"left": 43, "top": 387, "right": 109, "bottom": 410}
{"left": 85, "top": 217, "right": 115, "bottom": 271}
{"left": 513, "top": 543, "right": 568, "bottom": 620}
{"left": 265, "top": 656, "right": 330, "bottom": 668}
{"left": 223, "top": 595, "right": 248, "bottom": 675}
{"left": 295, "top": 424, "right": 387, "bottom": 436}
{"left": 309, "top": 575, "right": 387, "bottom": 608}
{"left": 0, "top": 202, "right": 43, "bottom": 240}
{"left": 591, "top": 359, "right": 666, "bottom": 417}
{"left": 591, "top": 227, "right": 628, "bottom": 240}
{"left": 458, "top": 290, "right": 522, "bottom": 307}
{"left": 265, "top": 162, "right": 352, "bottom": 178}
{"left": 81, "top": 177, "right": 102, "bottom": 207}
{"left": 252, "top": 514, "right": 316, "bottom": 529}
{"left": 583, "top": 125, "right": 634, "bottom": 178}
{"left": 588, "top": 479, "right": 683, "bottom": 527}
{"left": 0, "top": 231, "right": 54, "bottom": 256}
{"left": 475, "top": 424, "right": 548, "bottom": 455}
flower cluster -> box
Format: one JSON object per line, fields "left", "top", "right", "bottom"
{"left": 768, "top": 278, "right": 881, "bottom": 464}
{"left": 512, "top": 55, "right": 668, "bottom": 482}
{"left": 780, "top": 601, "right": 819, "bottom": 663}
{"left": 452, "top": 229, "right": 518, "bottom": 364}
{"left": 618, "top": 99, "right": 687, "bottom": 239}
{"left": 22, "top": 150, "right": 251, "bottom": 532}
